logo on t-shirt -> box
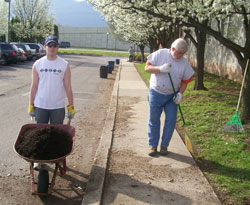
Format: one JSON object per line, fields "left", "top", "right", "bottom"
{"left": 40, "top": 68, "right": 62, "bottom": 74}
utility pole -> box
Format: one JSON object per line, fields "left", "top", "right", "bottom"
{"left": 4, "top": 0, "right": 11, "bottom": 42}
{"left": 106, "top": 32, "right": 109, "bottom": 49}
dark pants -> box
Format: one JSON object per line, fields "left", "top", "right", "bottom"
{"left": 34, "top": 107, "right": 65, "bottom": 124}
{"left": 129, "top": 55, "right": 133, "bottom": 62}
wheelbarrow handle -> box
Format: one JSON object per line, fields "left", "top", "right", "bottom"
{"left": 67, "top": 118, "right": 71, "bottom": 125}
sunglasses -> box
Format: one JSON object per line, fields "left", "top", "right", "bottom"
{"left": 47, "top": 43, "right": 58, "bottom": 48}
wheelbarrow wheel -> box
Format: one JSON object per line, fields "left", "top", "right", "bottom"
{"left": 37, "top": 168, "right": 49, "bottom": 193}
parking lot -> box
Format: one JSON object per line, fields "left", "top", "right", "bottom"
{"left": 0, "top": 54, "right": 117, "bottom": 204}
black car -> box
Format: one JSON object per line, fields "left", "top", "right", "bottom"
{"left": 0, "top": 47, "right": 4, "bottom": 65}
{"left": 0, "top": 42, "right": 18, "bottom": 65}
{"left": 60, "top": 41, "right": 71, "bottom": 48}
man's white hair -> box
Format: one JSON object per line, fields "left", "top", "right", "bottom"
{"left": 171, "top": 38, "right": 188, "bottom": 52}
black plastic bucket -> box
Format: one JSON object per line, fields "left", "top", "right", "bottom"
{"left": 116, "top": 59, "right": 120, "bottom": 64}
{"left": 108, "top": 61, "right": 115, "bottom": 70}
{"left": 100, "top": 66, "right": 108, "bottom": 78}
{"left": 108, "top": 65, "right": 112, "bottom": 73}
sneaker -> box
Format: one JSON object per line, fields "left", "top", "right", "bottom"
{"left": 159, "top": 146, "right": 168, "bottom": 156}
{"left": 148, "top": 147, "right": 158, "bottom": 157}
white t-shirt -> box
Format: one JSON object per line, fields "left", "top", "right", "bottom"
{"left": 129, "top": 48, "right": 134, "bottom": 55}
{"left": 147, "top": 48, "right": 194, "bottom": 95}
{"left": 34, "top": 56, "right": 68, "bottom": 109}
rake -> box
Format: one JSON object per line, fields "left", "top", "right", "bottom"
{"left": 168, "top": 73, "right": 197, "bottom": 155}
{"left": 223, "top": 59, "right": 249, "bottom": 133}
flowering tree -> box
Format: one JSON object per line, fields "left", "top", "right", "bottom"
{"left": 90, "top": 0, "right": 250, "bottom": 122}
{"left": 88, "top": 0, "right": 209, "bottom": 90}
{"left": 89, "top": 0, "right": 153, "bottom": 60}
{"left": 0, "top": 1, "right": 8, "bottom": 39}
{"left": 12, "top": 0, "right": 54, "bottom": 42}
{"left": 136, "top": 0, "right": 250, "bottom": 122}
{"left": 88, "top": 0, "right": 179, "bottom": 61}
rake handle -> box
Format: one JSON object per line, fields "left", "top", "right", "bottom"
{"left": 236, "top": 59, "right": 249, "bottom": 112}
{"left": 168, "top": 73, "right": 186, "bottom": 126}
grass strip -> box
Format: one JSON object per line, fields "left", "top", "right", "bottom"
{"left": 58, "top": 48, "right": 129, "bottom": 57}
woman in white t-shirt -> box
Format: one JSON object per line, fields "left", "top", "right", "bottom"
{"left": 145, "top": 38, "right": 194, "bottom": 157}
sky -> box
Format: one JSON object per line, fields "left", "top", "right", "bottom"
{"left": 51, "top": 0, "right": 107, "bottom": 27}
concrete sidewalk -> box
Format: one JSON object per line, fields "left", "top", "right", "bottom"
{"left": 82, "top": 60, "right": 221, "bottom": 205}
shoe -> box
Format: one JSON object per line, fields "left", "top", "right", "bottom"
{"left": 33, "top": 163, "right": 41, "bottom": 171}
{"left": 148, "top": 147, "right": 158, "bottom": 157}
{"left": 159, "top": 146, "right": 168, "bottom": 156}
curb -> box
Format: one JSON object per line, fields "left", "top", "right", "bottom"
{"left": 81, "top": 62, "right": 121, "bottom": 205}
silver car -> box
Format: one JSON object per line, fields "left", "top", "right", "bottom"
{"left": 26, "top": 43, "right": 46, "bottom": 59}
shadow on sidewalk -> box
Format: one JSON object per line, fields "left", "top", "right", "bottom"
{"left": 165, "top": 151, "right": 196, "bottom": 166}
{"left": 102, "top": 172, "right": 192, "bottom": 205}
{"left": 83, "top": 165, "right": 192, "bottom": 204}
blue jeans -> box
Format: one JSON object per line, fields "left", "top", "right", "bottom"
{"left": 34, "top": 107, "right": 65, "bottom": 124}
{"left": 148, "top": 88, "right": 177, "bottom": 148}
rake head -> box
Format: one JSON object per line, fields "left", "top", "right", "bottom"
{"left": 222, "top": 112, "right": 244, "bottom": 133}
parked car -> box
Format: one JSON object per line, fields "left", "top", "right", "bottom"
{"left": 11, "top": 44, "right": 24, "bottom": 62}
{"left": 37, "top": 43, "right": 46, "bottom": 58}
{"left": 12, "top": 43, "right": 33, "bottom": 61}
{"left": 0, "top": 47, "right": 4, "bottom": 65}
{"left": 60, "top": 41, "right": 71, "bottom": 48}
{"left": 17, "top": 47, "right": 27, "bottom": 62}
{"left": 0, "top": 42, "right": 18, "bottom": 65}
{"left": 25, "top": 43, "right": 46, "bottom": 59}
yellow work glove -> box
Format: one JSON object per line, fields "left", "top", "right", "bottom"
{"left": 67, "top": 105, "right": 76, "bottom": 119}
{"left": 28, "top": 104, "right": 35, "bottom": 117}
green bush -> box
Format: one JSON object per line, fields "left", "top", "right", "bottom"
{"left": 133, "top": 52, "right": 149, "bottom": 62}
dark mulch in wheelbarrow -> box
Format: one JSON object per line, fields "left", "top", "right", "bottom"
{"left": 16, "top": 126, "right": 73, "bottom": 160}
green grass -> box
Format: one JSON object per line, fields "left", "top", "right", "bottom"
{"left": 136, "top": 63, "right": 151, "bottom": 86}
{"left": 58, "top": 48, "right": 129, "bottom": 57}
{"left": 135, "top": 63, "right": 250, "bottom": 205}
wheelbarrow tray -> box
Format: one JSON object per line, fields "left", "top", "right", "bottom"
{"left": 13, "top": 123, "right": 75, "bottom": 195}
{"left": 14, "top": 123, "right": 75, "bottom": 163}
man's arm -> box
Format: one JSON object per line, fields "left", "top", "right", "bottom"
{"left": 29, "top": 65, "right": 39, "bottom": 105}
{"left": 145, "top": 60, "right": 161, "bottom": 74}
{"left": 173, "top": 77, "right": 193, "bottom": 104}
{"left": 179, "top": 82, "right": 188, "bottom": 94}
{"left": 179, "top": 76, "right": 193, "bottom": 94}
{"left": 64, "top": 64, "right": 74, "bottom": 105}
{"left": 145, "top": 60, "right": 171, "bottom": 74}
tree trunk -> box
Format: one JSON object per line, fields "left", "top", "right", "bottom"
{"left": 159, "top": 26, "right": 179, "bottom": 48}
{"left": 184, "top": 27, "right": 208, "bottom": 90}
{"left": 148, "top": 37, "right": 157, "bottom": 53}
{"left": 194, "top": 28, "right": 208, "bottom": 90}
{"left": 139, "top": 45, "right": 145, "bottom": 62}
{"left": 240, "top": 62, "right": 250, "bottom": 123}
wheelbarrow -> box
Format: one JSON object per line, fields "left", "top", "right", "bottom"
{"left": 13, "top": 123, "right": 75, "bottom": 196}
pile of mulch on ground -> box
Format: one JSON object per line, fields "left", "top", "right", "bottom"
{"left": 15, "top": 126, "right": 73, "bottom": 160}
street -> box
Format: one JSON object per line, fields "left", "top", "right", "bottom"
{"left": 0, "top": 55, "right": 117, "bottom": 204}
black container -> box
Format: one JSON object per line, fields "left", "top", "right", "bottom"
{"left": 108, "top": 61, "right": 115, "bottom": 70}
{"left": 108, "top": 65, "right": 112, "bottom": 73}
{"left": 116, "top": 59, "right": 120, "bottom": 64}
{"left": 100, "top": 66, "right": 108, "bottom": 78}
